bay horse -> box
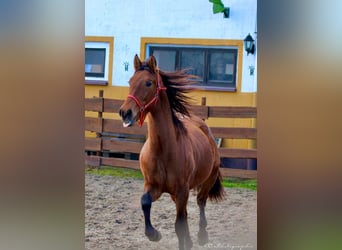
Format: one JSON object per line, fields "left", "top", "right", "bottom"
{"left": 119, "top": 55, "right": 224, "bottom": 250}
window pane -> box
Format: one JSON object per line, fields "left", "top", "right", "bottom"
{"left": 208, "top": 51, "right": 236, "bottom": 85}
{"left": 85, "top": 48, "right": 106, "bottom": 77}
{"left": 180, "top": 50, "right": 205, "bottom": 81}
{"left": 152, "top": 50, "right": 176, "bottom": 71}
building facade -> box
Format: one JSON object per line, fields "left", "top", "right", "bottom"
{"left": 85, "top": 0, "right": 257, "bottom": 149}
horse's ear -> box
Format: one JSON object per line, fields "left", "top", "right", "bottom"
{"left": 134, "top": 54, "right": 142, "bottom": 71}
{"left": 147, "top": 55, "right": 158, "bottom": 72}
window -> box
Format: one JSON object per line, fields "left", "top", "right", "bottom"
{"left": 149, "top": 46, "right": 238, "bottom": 91}
{"left": 85, "top": 36, "right": 113, "bottom": 85}
{"left": 85, "top": 48, "right": 106, "bottom": 78}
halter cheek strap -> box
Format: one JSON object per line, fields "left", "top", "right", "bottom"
{"left": 127, "top": 73, "right": 166, "bottom": 127}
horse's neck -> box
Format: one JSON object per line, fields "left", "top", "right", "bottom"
{"left": 147, "top": 93, "right": 177, "bottom": 147}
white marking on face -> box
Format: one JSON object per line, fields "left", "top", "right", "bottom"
{"left": 123, "top": 121, "right": 132, "bottom": 128}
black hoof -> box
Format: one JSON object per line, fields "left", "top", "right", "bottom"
{"left": 145, "top": 229, "right": 162, "bottom": 242}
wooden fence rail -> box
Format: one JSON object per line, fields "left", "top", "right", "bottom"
{"left": 85, "top": 90, "right": 257, "bottom": 179}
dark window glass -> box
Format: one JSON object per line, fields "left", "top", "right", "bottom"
{"left": 180, "top": 50, "right": 205, "bottom": 81}
{"left": 149, "top": 46, "right": 237, "bottom": 90}
{"left": 151, "top": 49, "right": 177, "bottom": 71}
{"left": 207, "top": 51, "right": 236, "bottom": 88}
{"left": 85, "top": 48, "right": 106, "bottom": 78}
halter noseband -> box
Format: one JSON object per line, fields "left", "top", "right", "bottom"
{"left": 127, "top": 71, "right": 166, "bottom": 127}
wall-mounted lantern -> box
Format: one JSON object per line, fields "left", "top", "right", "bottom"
{"left": 244, "top": 33, "right": 255, "bottom": 55}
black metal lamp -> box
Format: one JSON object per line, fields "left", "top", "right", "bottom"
{"left": 244, "top": 33, "right": 255, "bottom": 55}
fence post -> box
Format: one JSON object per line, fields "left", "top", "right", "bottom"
{"left": 96, "top": 90, "right": 104, "bottom": 162}
{"left": 201, "top": 96, "right": 206, "bottom": 106}
{"left": 200, "top": 97, "right": 208, "bottom": 120}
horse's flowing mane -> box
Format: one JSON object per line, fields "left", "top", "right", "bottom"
{"left": 158, "top": 69, "right": 197, "bottom": 132}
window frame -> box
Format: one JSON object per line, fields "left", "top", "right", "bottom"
{"left": 149, "top": 46, "right": 238, "bottom": 90}
{"left": 85, "top": 36, "right": 114, "bottom": 86}
{"left": 142, "top": 37, "right": 243, "bottom": 92}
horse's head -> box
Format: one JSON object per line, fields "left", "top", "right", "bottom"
{"left": 119, "top": 54, "right": 166, "bottom": 127}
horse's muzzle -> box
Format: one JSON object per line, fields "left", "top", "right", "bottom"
{"left": 119, "top": 108, "right": 134, "bottom": 127}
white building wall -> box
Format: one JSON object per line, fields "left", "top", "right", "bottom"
{"left": 85, "top": 0, "right": 257, "bottom": 92}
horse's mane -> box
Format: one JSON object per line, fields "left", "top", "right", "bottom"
{"left": 158, "top": 69, "right": 197, "bottom": 132}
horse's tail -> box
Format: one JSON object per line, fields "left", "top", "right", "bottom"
{"left": 208, "top": 169, "right": 225, "bottom": 202}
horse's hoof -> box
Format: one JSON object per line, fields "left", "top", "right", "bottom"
{"left": 146, "top": 229, "right": 162, "bottom": 242}
{"left": 178, "top": 240, "right": 193, "bottom": 250}
{"left": 197, "top": 228, "right": 208, "bottom": 246}
{"left": 185, "top": 239, "right": 193, "bottom": 250}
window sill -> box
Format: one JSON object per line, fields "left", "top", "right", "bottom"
{"left": 192, "top": 85, "right": 237, "bottom": 92}
{"left": 85, "top": 80, "right": 108, "bottom": 86}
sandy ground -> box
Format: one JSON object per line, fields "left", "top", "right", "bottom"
{"left": 85, "top": 174, "right": 257, "bottom": 250}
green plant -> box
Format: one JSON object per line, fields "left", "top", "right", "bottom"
{"left": 209, "top": 0, "right": 230, "bottom": 18}
{"left": 209, "top": 0, "right": 225, "bottom": 14}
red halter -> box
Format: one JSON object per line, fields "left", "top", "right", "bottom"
{"left": 127, "top": 73, "right": 166, "bottom": 127}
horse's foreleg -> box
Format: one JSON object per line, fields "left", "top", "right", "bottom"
{"left": 175, "top": 190, "right": 193, "bottom": 250}
{"left": 141, "top": 192, "right": 161, "bottom": 241}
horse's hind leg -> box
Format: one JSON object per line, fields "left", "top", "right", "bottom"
{"left": 141, "top": 192, "right": 162, "bottom": 241}
{"left": 197, "top": 193, "right": 209, "bottom": 245}
{"left": 175, "top": 189, "right": 193, "bottom": 250}
{"left": 196, "top": 170, "right": 219, "bottom": 245}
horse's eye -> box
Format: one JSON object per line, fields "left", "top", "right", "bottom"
{"left": 146, "top": 81, "right": 152, "bottom": 87}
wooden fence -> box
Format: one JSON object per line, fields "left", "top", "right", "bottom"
{"left": 85, "top": 90, "right": 257, "bottom": 179}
